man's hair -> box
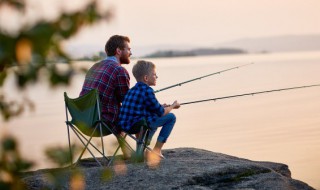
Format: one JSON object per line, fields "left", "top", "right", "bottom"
{"left": 132, "top": 60, "right": 155, "bottom": 81}
{"left": 105, "top": 35, "right": 130, "bottom": 56}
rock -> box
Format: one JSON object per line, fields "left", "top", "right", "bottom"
{"left": 21, "top": 148, "right": 315, "bottom": 190}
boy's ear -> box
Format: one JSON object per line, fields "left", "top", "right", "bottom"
{"left": 143, "top": 75, "right": 148, "bottom": 82}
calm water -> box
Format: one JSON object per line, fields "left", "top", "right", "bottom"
{"left": 1, "top": 51, "right": 320, "bottom": 189}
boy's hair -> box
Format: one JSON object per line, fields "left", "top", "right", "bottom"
{"left": 105, "top": 35, "right": 130, "bottom": 56}
{"left": 132, "top": 60, "right": 155, "bottom": 81}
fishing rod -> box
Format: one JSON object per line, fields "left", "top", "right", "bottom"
{"left": 180, "top": 84, "right": 320, "bottom": 106}
{"left": 154, "top": 62, "right": 254, "bottom": 93}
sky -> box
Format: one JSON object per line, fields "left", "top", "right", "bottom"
{"left": 1, "top": 0, "right": 320, "bottom": 56}
{"left": 68, "top": 1, "right": 320, "bottom": 45}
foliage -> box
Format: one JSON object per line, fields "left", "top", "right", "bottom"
{"left": 0, "top": 0, "right": 112, "bottom": 120}
{"left": 44, "top": 144, "right": 85, "bottom": 189}
{"left": 44, "top": 143, "right": 114, "bottom": 189}
{"left": 0, "top": 0, "right": 24, "bottom": 10}
{"left": 0, "top": 135, "right": 33, "bottom": 189}
{"left": 0, "top": 134, "right": 114, "bottom": 190}
{"left": 0, "top": 0, "right": 115, "bottom": 189}
{"left": 45, "top": 144, "right": 80, "bottom": 167}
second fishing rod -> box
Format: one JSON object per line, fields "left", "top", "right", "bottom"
{"left": 180, "top": 84, "right": 320, "bottom": 106}
{"left": 154, "top": 62, "right": 254, "bottom": 93}
{"left": 162, "top": 83, "right": 320, "bottom": 107}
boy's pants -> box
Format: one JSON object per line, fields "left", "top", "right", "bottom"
{"left": 148, "top": 113, "right": 176, "bottom": 143}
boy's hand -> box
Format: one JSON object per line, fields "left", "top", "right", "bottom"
{"left": 172, "top": 100, "right": 180, "bottom": 109}
{"left": 162, "top": 103, "right": 169, "bottom": 107}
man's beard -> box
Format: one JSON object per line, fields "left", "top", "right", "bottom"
{"left": 120, "top": 53, "right": 130, "bottom": 64}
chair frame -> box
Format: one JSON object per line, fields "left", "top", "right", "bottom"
{"left": 64, "top": 90, "right": 134, "bottom": 167}
{"left": 123, "top": 122, "right": 150, "bottom": 162}
{"left": 119, "top": 119, "right": 165, "bottom": 161}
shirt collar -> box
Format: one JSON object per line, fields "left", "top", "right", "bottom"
{"left": 136, "top": 81, "right": 154, "bottom": 90}
{"left": 104, "top": 56, "right": 118, "bottom": 63}
{"left": 136, "top": 81, "right": 146, "bottom": 86}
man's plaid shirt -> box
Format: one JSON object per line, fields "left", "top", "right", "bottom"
{"left": 118, "top": 82, "right": 164, "bottom": 131}
{"left": 80, "top": 57, "right": 130, "bottom": 125}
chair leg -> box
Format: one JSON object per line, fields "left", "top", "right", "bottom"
{"left": 119, "top": 134, "right": 135, "bottom": 156}
{"left": 70, "top": 126, "right": 103, "bottom": 167}
{"left": 73, "top": 127, "right": 109, "bottom": 161}
{"left": 67, "top": 124, "right": 73, "bottom": 166}
{"left": 99, "top": 124, "right": 105, "bottom": 158}
{"left": 107, "top": 143, "right": 122, "bottom": 167}
{"left": 136, "top": 127, "right": 148, "bottom": 162}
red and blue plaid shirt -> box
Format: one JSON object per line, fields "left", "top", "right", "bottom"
{"left": 80, "top": 57, "right": 130, "bottom": 127}
{"left": 118, "top": 82, "right": 164, "bottom": 131}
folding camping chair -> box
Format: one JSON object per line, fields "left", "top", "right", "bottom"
{"left": 65, "top": 89, "right": 162, "bottom": 166}
{"left": 64, "top": 89, "right": 134, "bottom": 167}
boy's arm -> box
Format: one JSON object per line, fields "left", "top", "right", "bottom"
{"left": 163, "top": 100, "right": 180, "bottom": 116}
{"left": 145, "top": 88, "right": 165, "bottom": 116}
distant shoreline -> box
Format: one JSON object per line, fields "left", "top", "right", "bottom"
{"left": 76, "top": 47, "right": 248, "bottom": 61}
{"left": 143, "top": 48, "right": 247, "bottom": 58}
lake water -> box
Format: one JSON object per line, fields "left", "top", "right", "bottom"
{"left": 1, "top": 51, "right": 320, "bottom": 189}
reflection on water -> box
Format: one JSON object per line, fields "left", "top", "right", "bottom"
{"left": 1, "top": 51, "right": 320, "bottom": 189}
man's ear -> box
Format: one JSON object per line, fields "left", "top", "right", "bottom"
{"left": 116, "top": 48, "right": 121, "bottom": 55}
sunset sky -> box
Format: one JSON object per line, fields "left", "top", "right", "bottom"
{"left": 1, "top": 0, "right": 320, "bottom": 55}
{"left": 68, "top": 0, "right": 320, "bottom": 46}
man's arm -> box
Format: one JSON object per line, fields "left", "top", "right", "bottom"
{"left": 116, "top": 68, "right": 130, "bottom": 102}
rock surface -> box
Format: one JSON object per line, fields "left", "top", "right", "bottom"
{"left": 22, "top": 148, "right": 315, "bottom": 190}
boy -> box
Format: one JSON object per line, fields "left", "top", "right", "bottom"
{"left": 118, "top": 60, "right": 180, "bottom": 161}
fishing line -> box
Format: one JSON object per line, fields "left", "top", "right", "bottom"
{"left": 154, "top": 62, "right": 254, "bottom": 93}
{"left": 180, "top": 84, "right": 320, "bottom": 106}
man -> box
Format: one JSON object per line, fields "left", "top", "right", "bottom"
{"left": 80, "top": 35, "right": 132, "bottom": 157}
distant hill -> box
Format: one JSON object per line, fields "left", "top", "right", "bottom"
{"left": 144, "top": 48, "right": 246, "bottom": 58}
{"left": 66, "top": 34, "right": 320, "bottom": 59}
{"left": 140, "top": 34, "right": 320, "bottom": 57}
{"left": 217, "top": 34, "right": 320, "bottom": 53}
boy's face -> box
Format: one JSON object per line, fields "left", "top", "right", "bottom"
{"left": 146, "top": 68, "right": 158, "bottom": 86}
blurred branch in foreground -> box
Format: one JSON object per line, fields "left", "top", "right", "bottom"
{"left": 0, "top": 0, "right": 113, "bottom": 120}
{"left": 0, "top": 134, "right": 33, "bottom": 189}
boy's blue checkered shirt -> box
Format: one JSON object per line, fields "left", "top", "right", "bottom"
{"left": 118, "top": 82, "right": 164, "bottom": 131}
